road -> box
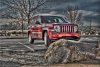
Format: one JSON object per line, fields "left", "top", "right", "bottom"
{"left": 0, "top": 36, "right": 100, "bottom": 67}
{"left": 0, "top": 38, "right": 47, "bottom": 51}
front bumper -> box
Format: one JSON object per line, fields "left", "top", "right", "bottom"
{"left": 48, "top": 32, "right": 81, "bottom": 40}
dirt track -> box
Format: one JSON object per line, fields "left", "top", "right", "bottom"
{"left": 21, "top": 63, "right": 100, "bottom": 67}
{"left": 48, "top": 64, "right": 100, "bottom": 67}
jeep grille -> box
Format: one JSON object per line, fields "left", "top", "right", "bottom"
{"left": 60, "top": 25, "right": 74, "bottom": 33}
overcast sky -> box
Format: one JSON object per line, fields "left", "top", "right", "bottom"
{"left": 43, "top": 0, "right": 100, "bottom": 26}
{"left": 0, "top": 0, "right": 100, "bottom": 26}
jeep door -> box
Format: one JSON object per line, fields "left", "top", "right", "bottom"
{"left": 32, "top": 16, "right": 42, "bottom": 39}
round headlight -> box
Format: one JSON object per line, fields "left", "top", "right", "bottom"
{"left": 74, "top": 26, "right": 78, "bottom": 32}
{"left": 54, "top": 25, "right": 60, "bottom": 32}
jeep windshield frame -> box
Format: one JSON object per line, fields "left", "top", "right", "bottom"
{"left": 41, "top": 16, "right": 69, "bottom": 23}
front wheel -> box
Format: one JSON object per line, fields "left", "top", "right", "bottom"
{"left": 28, "top": 34, "right": 34, "bottom": 44}
{"left": 44, "top": 32, "right": 51, "bottom": 47}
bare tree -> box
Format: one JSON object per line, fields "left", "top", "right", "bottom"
{"left": 1, "top": 0, "right": 46, "bottom": 35}
{"left": 66, "top": 5, "right": 82, "bottom": 25}
{"left": 1, "top": 0, "right": 46, "bottom": 23}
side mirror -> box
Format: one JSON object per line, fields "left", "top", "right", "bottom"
{"left": 35, "top": 21, "right": 40, "bottom": 24}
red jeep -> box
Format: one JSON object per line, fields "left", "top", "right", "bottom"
{"left": 28, "top": 14, "right": 81, "bottom": 46}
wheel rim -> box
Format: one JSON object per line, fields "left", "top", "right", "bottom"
{"left": 44, "top": 33, "right": 47, "bottom": 45}
{"left": 29, "top": 34, "right": 31, "bottom": 43}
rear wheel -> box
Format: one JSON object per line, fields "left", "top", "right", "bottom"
{"left": 28, "top": 34, "right": 34, "bottom": 44}
{"left": 44, "top": 32, "right": 51, "bottom": 47}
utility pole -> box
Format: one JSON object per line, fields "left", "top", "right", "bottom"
{"left": 89, "top": 19, "right": 92, "bottom": 35}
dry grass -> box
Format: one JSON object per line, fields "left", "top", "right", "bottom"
{"left": 21, "top": 64, "right": 100, "bottom": 67}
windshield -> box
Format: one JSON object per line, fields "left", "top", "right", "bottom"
{"left": 41, "top": 16, "right": 68, "bottom": 23}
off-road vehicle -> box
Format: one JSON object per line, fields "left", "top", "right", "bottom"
{"left": 28, "top": 14, "right": 80, "bottom": 46}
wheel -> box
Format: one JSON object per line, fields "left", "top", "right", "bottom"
{"left": 28, "top": 34, "right": 34, "bottom": 44}
{"left": 44, "top": 32, "right": 51, "bottom": 47}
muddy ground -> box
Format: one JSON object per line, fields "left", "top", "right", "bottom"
{"left": 0, "top": 36, "right": 100, "bottom": 67}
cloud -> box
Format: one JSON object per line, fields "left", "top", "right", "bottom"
{"left": 79, "top": 10, "right": 99, "bottom": 17}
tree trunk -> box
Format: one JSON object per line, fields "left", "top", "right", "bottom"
{"left": 22, "top": 20, "right": 24, "bottom": 36}
{"left": 27, "top": 13, "right": 30, "bottom": 24}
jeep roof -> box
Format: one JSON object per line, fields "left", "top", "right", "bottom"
{"left": 32, "top": 14, "right": 70, "bottom": 23}
{"left": 33, "top": 14, "right": 66, "bottom": 17}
